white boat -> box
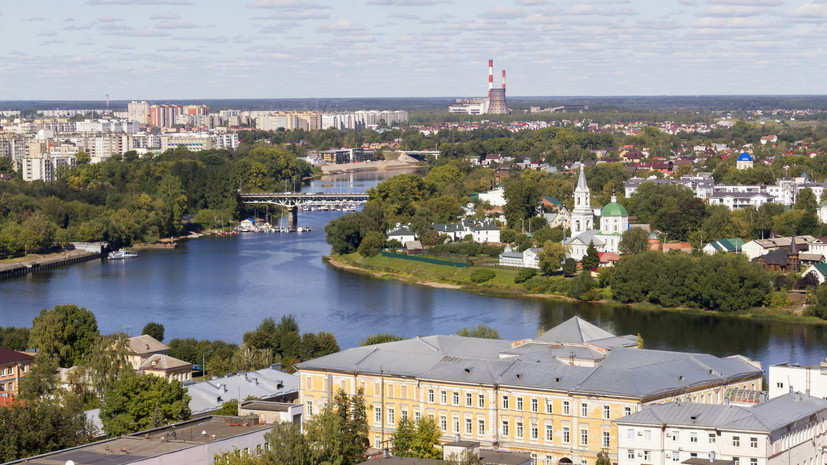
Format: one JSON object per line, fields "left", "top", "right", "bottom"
{"left": 108, "top": 248, "right": 138, "bottom": 260}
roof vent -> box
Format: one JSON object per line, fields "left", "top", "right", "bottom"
{"left": 679, "top": 375, "right": 684, "bottom": 381}
{"left": 516, "top": 374, "right": 522, "bottom": 379}
{"left": 555, "top": 377, "right": 561, "bottom": 382}
{"left": 464, "top": 368, "right": 471, "bottom": 374}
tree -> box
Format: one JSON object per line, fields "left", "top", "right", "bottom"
{"left": 100, "top": 371, "right": 191, "bottom": 437}
{"left": 29, "top": 304, "right": 100, "bottom": 367}
{"left": 569, "top": 270, "right": 597, "bottom": 300}
{"left": 262, "top": 422, "right": 312, "bottom": 465}
{"left": 514, "top": 267, "right": 537, "bottom": 283}
{"left": 357, "top": 230, "right": 385, "bottom": 257}
{"left": 359, "top": 333, "right": 405, "bottom": 346}
{"left": 0, "top": 401, "right": 93, "bottom": 462}
{"left": 795, "top": 187, "right": 818, "bottom": 214}
{"left": 809, "top": 285, "right": 827, "bottom": 319}
{"left": 596, "top": 450, "right": 612, "bottom": 465}
{"left": 538, "top": 240, "right": 569, "bottom": 274}
{"left": 325, "top": 213, "right": 363, "bottom": 254}
{"left": 218, "top": 399, "right": 239, "bottom": 416}
{"left": 581, "top": 241, "right": 600, "bottom": 270}
{"left": 142, "top": 322, "right": 165, "bottom": 342}
{"left": 503, "top": 180, "right": 541, "bottom": 230}
{"left": 456, "top": 324, "right": 501, "bottom": 339}
{"left": 470, "top": 269, "right": 495, "bottom": 283}
{"left": 304, "top": 389, "right": 368, "bottom": 465}
{"left": 619, "top": 227, "right": 649, "bottom": 255}
{"left": 446, "top": 450, "right": 483, "bottom": 465}
{"left": 562, "top": 257, "right": 577, "bottom": 276}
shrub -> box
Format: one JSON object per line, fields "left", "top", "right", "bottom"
{"left": 470, "top": 269, "right": 496, "bottom": 283}
{"left": 764, "top": 291, "right": 790, "bottom": 309}
{"left": 514, "top": 268, "right": 538, "bottom": 284}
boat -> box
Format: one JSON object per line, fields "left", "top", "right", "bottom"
{"left": 108, "top": 248, "right": 138, "bottom": 260}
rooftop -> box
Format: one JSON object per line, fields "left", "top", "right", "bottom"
{"left": 127, "top": 335, "right": 169, "bottom": 356}
{"left": 0, "top": 346, "right": 34, "bottom": 365}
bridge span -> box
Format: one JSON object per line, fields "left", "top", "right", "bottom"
{"left": 239, "top": 192, "right": 369, "bottom": 229}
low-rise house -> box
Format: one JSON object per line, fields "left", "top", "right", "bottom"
{"left": 753, "top": 249, "right": 800, "bottom": 273}
{"left": 599, "top": 251, "right": 621, "bottom": 267}
{"left": 239, "top": 400, "right": 303, "bottom": 426}
{"left": 404, "top": 241, "right": 424, "bottom": 256}
{"left": 802, "top": 262, "right": 827, "bottom": 284}
{"left": 498, "top": 246, "right": 541, "bottom": 269}
{"left": 741, "top": 236, "right": 815, "bottom": 260}
{"left": 798, "top": 252, "right": 823, "bottom": 268}
{"left": 388, "top": 224, "right": 416, "bottom": 244}
{"left": 126, "top": 334, "right": 192, "bottom": 383}
{"left": 544, "top": 207, "right": 571, "bottom": 230}
{"left": 703, "top": 238, "right": 746, "bottom": 255}
{"left": 474, "top": 185, "right": 506, "bottom": 207}
{"left": 0, "top": 346, "right": 33, "bottom": 399}
{"left": 431, "top": 220, "right": 501, "bottom": 243}
{"left": 615, "top": 392, "right": 827, "bottom": 465}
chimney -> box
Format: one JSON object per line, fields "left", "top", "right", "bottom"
{"left": 488, "top": 59, "right": 493, "bottom": 97}
{"left": 502, "top": 69, "right": 506, "bottom": 90}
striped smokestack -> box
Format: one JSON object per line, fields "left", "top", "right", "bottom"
{"left": 488, "top": 59, "right": 493, "bottom": 97}
{"left": 502, "top": 69, "right": 506, "bottom": 90}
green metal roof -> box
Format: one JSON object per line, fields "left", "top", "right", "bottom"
{"left": 601, "top": 201, "right": 628, "bottom": 217}
{"left": 544, "top": 196, "right": 562, "bottom": 206}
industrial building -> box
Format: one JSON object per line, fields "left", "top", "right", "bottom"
{"left": 448, "top": 59, "right": 510, "bottom": 115}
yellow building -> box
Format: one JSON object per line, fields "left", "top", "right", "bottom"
{"left": 296, "top": 317, "right": 762, "bottom": 465}
{"left": 126, "top": 335, "right": 192, "bottom": 383}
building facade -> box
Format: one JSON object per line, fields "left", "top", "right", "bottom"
{"left": 296, "top": 317, "right": 763, "bottom": 465}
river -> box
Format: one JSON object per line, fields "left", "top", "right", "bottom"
{"left": 1, "top": 170, "right": 826, "bottom": 369}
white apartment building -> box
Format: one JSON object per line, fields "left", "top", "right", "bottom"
{"left": 768, "top": 361, "right": 827, "bottom": 400}
{"left": 616, "top": 393, "right": 827, "bottom": 465}
{"left": 214, "top": 133, "right": 239, "bottom": 150}
{"left": 21, "top": 154, "right": 76, "bottom": 182}
{"left": 127, "top": 100, "right": 150, "bottom": 125}
{"left": 161, "top": 133, "right": 215, "bottom": 152}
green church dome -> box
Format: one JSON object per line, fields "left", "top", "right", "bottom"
{"left": 601, "top": 201, "right": 627, "bottom": 217}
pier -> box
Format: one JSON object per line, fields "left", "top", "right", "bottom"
{"left": 0, "top": 250, "right": 103, "bottom": 281}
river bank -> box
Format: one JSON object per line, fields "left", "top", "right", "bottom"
{"left": 324, "top": 253, "right": 827, "bottom": 327}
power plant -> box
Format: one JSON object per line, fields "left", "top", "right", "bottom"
{"left": 449, "top": 59, "right": 510, "bottom": 115}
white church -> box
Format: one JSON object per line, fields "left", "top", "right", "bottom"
{"left": 563, "top": 165, "right": 630, "bottom": 260}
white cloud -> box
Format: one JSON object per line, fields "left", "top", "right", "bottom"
{"left": 25, "top": 17, "right": 47, "bottom": 22}
{"left": 706, "top": 0, "right": 781, "bottom": 5}
{"left": 88, "top": 0, "right": 192, "bottom": 4}
{"left": 516, "top": 0, "right": 548, "bottom": 5}
{"left": 699, "top": 5, "right": 769, "bottom": 16}
{"left": 247, "top": 0, "right": 329, "bottom": 9}
{"left": 784, "top": 1, "right": 827, "bottom": 19}
{"left": 97, "top": 16, "right": 121, "bottom": 22}
{"left": 65, "top": 21, "right": 97, "bottom": 30}
{"left": 38, "top": 30, "right": 57, "bottom": 36}
{"left": 156, "top": 19, "right": 200, "bottom": 28}
{"left": 479, "top": 7, "right": 526, "bottom": 19}
{"left": 317, "top": 18, "right": 366, "bottom": 33}
{"left": 150, "top": 12, "right": 180, "bottom": 19}
{"left": 366, "top": 0, "right": 451, "bottom": 5}
{"left": 108, "top": 44, "right": 135, "bottom": 49}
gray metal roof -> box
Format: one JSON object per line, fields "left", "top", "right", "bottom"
{"left": 535, "top": 316, "right": 617, "bottom": 343}
{"left": 186, "top": 367, "right": 298, "bottom": 414}
{"left": 615, "top": 392, "right": 827, "bottom": 433}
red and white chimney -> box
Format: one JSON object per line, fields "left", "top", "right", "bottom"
{"left": 488, "top": 59, "right": 494, "bottom": 97}
{"left": 502, "top": 69, "right": 506, "bottom": 91}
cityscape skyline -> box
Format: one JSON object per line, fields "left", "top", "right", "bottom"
{"left": 1, "top": 0, "right": 827, "bottom": 100}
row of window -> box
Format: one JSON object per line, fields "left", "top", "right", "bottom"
{"left": 627, "top": 450, "right": 757, "bottom": 465}
{"left": 0, "top": 381, "right": 14, "bottom": 393}
{"left": 664, "top": 430, "right": 759, "bottom": 448}
{"left": 0, "top": 364, "right": 27, "bottom": 377}
{"left": 424, "top": 390, "right": 631, "bottom": 419}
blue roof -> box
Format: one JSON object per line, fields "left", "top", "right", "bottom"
{"left": 737, "top": 152, "right": 753, "bottom": 161}
{"left": 244, "top": 217, "right": 256, "bottom": 222}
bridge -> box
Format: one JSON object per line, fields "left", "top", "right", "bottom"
{"left": 239, "top": 192, "right": 369, "bottom": 228}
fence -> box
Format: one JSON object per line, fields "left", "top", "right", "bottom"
{"left": 380, "top": 251, "right": 468, "bottom": 268}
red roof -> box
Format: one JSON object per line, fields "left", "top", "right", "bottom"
{"left": 0, "top": 347, "right": 34, "bottom": 365}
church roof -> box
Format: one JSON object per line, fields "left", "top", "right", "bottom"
{"left": 601, "top": 201, "right": 628, "bottom": 217}
{"left": 575, "top": 165, "right": 589, "bottom": 192}
{"left": 737, "top": 152, "right": 753, "bottom": 161}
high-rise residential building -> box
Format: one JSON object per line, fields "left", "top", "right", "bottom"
{"left": 127, "top": 101, "right": 150, "bottom": 125}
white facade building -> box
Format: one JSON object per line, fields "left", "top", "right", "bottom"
{"left": 616, "top": 393, "right": 827, "bottom": 465}
{"left": 476, "top": 185, "right": 507, "bottom": 207}
{"left": 21, "top": 154, "right": 76, "bottom": 182}
{"left": 565, "top": 167, "right": 629, "bottom": 261}
{"left": 768, "top": 361, "right": 827, "bottom": 400}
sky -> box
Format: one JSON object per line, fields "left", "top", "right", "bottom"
{"left": 1, "top": 0, "right": 827, "bottom": 100}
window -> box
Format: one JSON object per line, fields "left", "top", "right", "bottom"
{"left": 672, "top": 452, "right": 680, "bottom": 463}
{"left": 502, "top": 420, "right": 509, "bottom": 437}
{"left": 671, "top": 430, "right": 680, "bottom": 441}
{"left": 388, "top": 407, "right": 395, "bottom": 426}
{"left": 733, "top": 436, "right": 740, "bottom": 447}
{"left": 709, "top": 433, "right": 716, "bottom": 443}
{"left": 401, "top": 410, "right": 408, "bottom": 421}
{"left": 306, "top": 401, "right": 313, "bottom": 417}
{"left": 531, "top": 425, "right": 539, "bottom": 440}
{"left": 453, "top": 417, "right": 460, "bottom": 433}
{"left": 428, "top": 389, "right": 434, "bottom": 403}
{"left": 546, "top": 425, "right": 554, "bottom": 442}
{"left": 516, "top": 421, "right": 524, "bottom": 439}
{"left": 563, "top": 401, "right": 570, "bottom": 415}
{"left": 643, "top": 451, "right": 650, "bottom": 461}
{"left": 440, "top": 415, "right": 447, "bottom": 432}
{"left": 627, "top": 450, "right": 635, "bottom": 460}
{"left": 691, "top": 432, "right": 698, "bottom": 443}
{"left": 581, "top": 403, "right": 588, "bottom": 417}
{"left": 375, "top": 406, "right": 382, "bottom": 425}
{"left": 582, "top": 460, "right": 587, "bottom": 465}
{"left": 603, "top": 405, "right": 611, "bottom": 419}
{"left": 750, "top": 459, "right": 757, "bottom": 465}
{"left": 627, "top": 428, "right": 634, "bottom": 440}
{"left": 547, "top": 455, "right": 553, "bottom": 465}
{"left": 440, "top": 390, "right": 447, "bottom": 404}
{"left": 517, "top": 397, "right": 524, "bottom": 411}
{"left": 478, "top": 394, "right": 485, "bottom": 408}
{"left": 414, "top": 411, "right": 421, "bottom": 423}
{"left": 546, "top": 399, "right": 553, "bottom": 414}
{"left": 603, "top": 431, "right": 611, "bottom": 448}
{"left": 466, "top": 418, "right": 472, "bottom": 435}
{"left": 466, "top": 393, "right": 473, "bottom": 407}
{"left": 776, "top": 382, "right": 784, "bottom": 388}
{"left": 531, "top": 398, "right": 539, "bottom": 412}
{"left": 644, "top": 430, "right": 651, "bottom": 441}
{"left": 580, "top": 428, "right": 588, "bottom": 447}
{"left": 750, "top": 437, "right": 758, "bottom": 448}
{"left": 375, "top": 435, "right": 381, "bottom": 447}
{"left": 479, "top": 419, "right": 486, "bottom": 436}
{"left": 453, "top": 391, "right": 460, "bottom": 405}
{"left": 6, "top": 366, "right": 12, "bottom": 375}
{"left": 503, "top": 396, "right": 510, "bottom": 409}
{"left": 624, "top": 406, "right": 632, "bottom": 416}
{"left": 563, "top": 426, "right": 570, "bottom": 444}
{"left": 734, "top": 458, "right": 740, "bottom": 465}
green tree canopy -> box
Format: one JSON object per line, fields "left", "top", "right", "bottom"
{"left": 581, "top": 241, "right": 600, "bottom": 270}
{"left": 141, "top": 322, "right": 165, "bottom": 342}
{"left": 456, "top": 324, "right": 501, "bottom": 339}
{"left": 100, "top": 371, "right": 191, "bottom": 437}
{"left": 0, "top": 401, "right": 93, "bottom": 462}
{"left": 619, "top": 227, "right": 650, "bottom": 255}
{"left": 359, "top": 333, "right": 405, "bottom": 346}
{"left": 29, "top": 304, "right": 100, "bottom": 367}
